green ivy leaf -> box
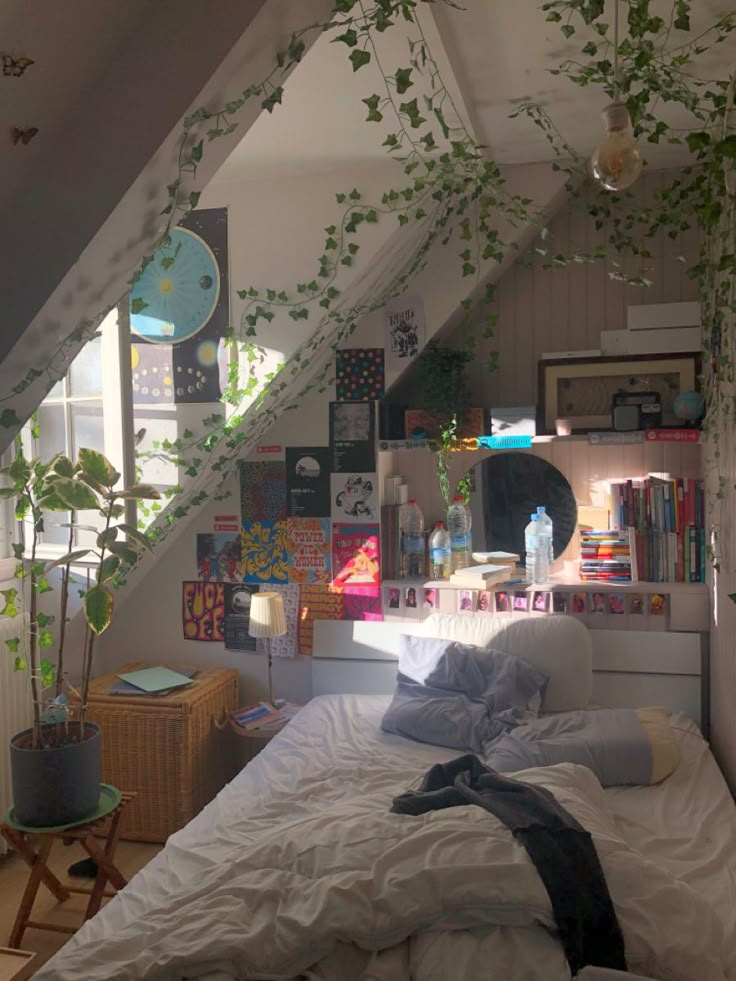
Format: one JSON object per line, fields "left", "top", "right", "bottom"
{"left": 0, "top": 409, "right": 20, "bottom": 429}
{"left": 39, "top": 629, "right": 54, "bottom": 649}
{"left": 395, "top": 67, "right": 413, "bottom": 94}
{"left": 190, "top": 140, "right": 203, "bottom": 163}
{"left": 561, "top": 24, "right": 575, "bottom": 38}
{"left": 40, "top": 658, "right": 55, "bottom": 688}
{"left": 189, "top": 191, "right": 201, "bottom": 209}
{"left": 261, "top": 87, "right": 284, "bottom": 113}
{"left": 36, "top": 612, "right": 54, "bottom": 629}
{"left": 6, "top": 635, "right": 20, "bottom": 654}
{"left": 349, "top": 49, "right": 371, "bottom": 72}
{"left": 334, "top": 28, "right": 358, "bottom": 46}
{"left": 37, "top": 577, "right": 53, "bottom": 595}
{"left": 130, "top": 298, "right": 149, "bottom": 315}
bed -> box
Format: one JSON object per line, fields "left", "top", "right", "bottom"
{"left": 35, "top": 614, "right": 736, "bottom": 981}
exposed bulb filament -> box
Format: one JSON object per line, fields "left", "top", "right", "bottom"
{"left": 590, "top": 102, "right": 643, "bottom": 192}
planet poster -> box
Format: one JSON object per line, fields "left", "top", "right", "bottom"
{"left": 130, "top": 207, "right": 229, "bottom": 404}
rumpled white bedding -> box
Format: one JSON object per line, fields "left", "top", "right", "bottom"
{"left": 36, "top": 696, "right": 736, "bottom": 981}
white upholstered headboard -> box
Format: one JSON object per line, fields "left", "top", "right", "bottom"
{"left": 312, "top": 614, "right": 708, "bottom": 734}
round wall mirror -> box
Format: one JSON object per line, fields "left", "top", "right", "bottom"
{"left": 466, "top": 453, "right": 577, "bottom": 561}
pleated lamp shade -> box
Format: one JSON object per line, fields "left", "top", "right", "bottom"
{"left": 248, "top": 591, "right": 287, "bottom": 639}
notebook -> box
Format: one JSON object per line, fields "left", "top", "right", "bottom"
{"left": 115, "top": 667, "right": 196, "bottom": 695}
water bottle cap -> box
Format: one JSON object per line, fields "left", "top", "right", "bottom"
{"left": 434, "top": 521, "right": 444, "bottom": 528}
{"left": 530, "top": 513, "right": 539, "bottom": 521}
{"left": 408, "top": 499, "right": 417, "bottom": 504}
{"left": 537, "top": 506, "right": 546, "bottom": 514}
{"left": 452, "top": 495, "right": 464, "bottom": 502}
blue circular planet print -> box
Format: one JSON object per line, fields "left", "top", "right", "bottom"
{"left": 130, "top": 228, "right": 220, "bottom": 344}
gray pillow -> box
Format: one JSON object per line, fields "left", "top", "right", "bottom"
{"left": 380, "top": 635, "right": 549, "bottom": 752}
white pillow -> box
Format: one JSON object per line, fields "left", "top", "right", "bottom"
{"left": 421, "top": 613, "right": 592, "bottom": 713}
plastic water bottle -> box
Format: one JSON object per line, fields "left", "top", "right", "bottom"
{"left": 401, "top": 500, "right": 426, "bottom": 578}
{"left": 429, "top": 522, "right": 451, "bottom": 579}
{"left": 525, "top": 513, "right": 549, "bottom": 584}
{"left": 536, "top": 506, "right": 554, "bottom": 567}
{"left": 447, "top": 496, "right": 472, "bottom": 572}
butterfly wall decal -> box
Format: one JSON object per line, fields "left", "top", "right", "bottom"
{"left": 2, "top": 54, "right": 34, "bottom": 78}
{"left": 11, "top": 127, "right": 39, "bottom": 145}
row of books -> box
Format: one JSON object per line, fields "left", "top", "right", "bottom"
{"left": 609, "top": 475, "right": 706, "bottom": 583}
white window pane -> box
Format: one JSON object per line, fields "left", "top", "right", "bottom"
{"left": 74, "top": 508, "right": 106, "bottom": 548}
{"left": 69, "top": 338, "right": 102, "bottom": 397}
{"left": 37, "top": 404, "right": 67, "bottom": 460}
{"left": 71, "top": 402, "right": 104, "bottom": 457}
{"left": 46, "top": 379, "right": 64, "bottom": 399}
{"left": 41, "top": 512, "right": 73, "bottom": 546}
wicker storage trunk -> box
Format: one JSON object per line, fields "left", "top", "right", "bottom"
{"left": 83, "top": 664, "right": 239, "bottom": 842}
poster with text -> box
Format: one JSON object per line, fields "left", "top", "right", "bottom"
{"left": 330, "top": 472, "right": 378, "bottom": 523}
{"left": 182, "top": 581, "right": 225, "bottom": 642}
{"left": 286, "top": 517, "right": 331, "bottom": 584}
{"left": 336, "top": 348, "right": 385, "bottom": 401}
{"left": 286, "top": 446, "right": 330, "bottom": 517}
{"left": 239, "top": 460, "right": 287, "bottom": 522}
{"left": 329, "top": 401, "right": 376, "bottom": 473}
{"left": 298, "top": 584, "right": 344, "bottom": 655}
{"left": 223, "top": 583, "right": 258, "bottom": 651}
{"left": 331, "top": 524, "right": 380, "bottom": 595}
{"left": 260, "top": 583, "right": 299, "bottom": 659}
{"left": 384, "top": 293, "right": 425, "bottom": 375}
{"left": 196, "top": 532, "right": 242, "bottom": 582}
{"left": 241, "top": 520, "right": 289, "bottom": 585}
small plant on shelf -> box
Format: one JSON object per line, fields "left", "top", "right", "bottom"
{"left": 415, "top": 342, "right": 475, "bottom": 507}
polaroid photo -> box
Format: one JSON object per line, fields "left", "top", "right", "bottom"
{"left": 384, "top": 585, "right": 402, "bottom": 614}
{"left": 608, "top": 593, "right": 625, "bottom": 615}
{"left": 532, "top": 591, "right": 550, "bottom": 614}
{"left": 571, "top": 592, "right": 587, "bottom": 615}
{"left": 628, "top": 593, "right": 645, "bottom": 615}
{"left": 477, "top": 590, "right": 493, "bottom": 613}
{"left": 552, "top": 591, "right": 567, "bottom": 614}
{"left": 650, "top": 593, "right": 667, "bottom": 616}
{"left": 403, "top": 585, "right": 423, "bottom": 618}
{"left": 589, "top": 591, "right": 606, "bottom": 614}
{"left": 457, "top": 589, "right": 477, "bottom": 613}
{"left": 423, "top": 587, "right": 438, "bottom": 611}
{"left": 512, "top": 591, "right": 529, "bottom": 613}
{"left": 495, "top": 590, "right": 510, "bottom": 613}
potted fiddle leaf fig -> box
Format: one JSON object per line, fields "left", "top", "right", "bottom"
{"left": 0, "top": 446, "right": 159, "bottom": 828}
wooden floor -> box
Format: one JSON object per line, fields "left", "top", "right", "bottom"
{"left": 0, "top": 839, "right": 160, "bottom": 976}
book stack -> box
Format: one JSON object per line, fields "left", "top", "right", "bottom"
{"left": 609, "top": 475, "right": 706, "bottom": 582}
{"left": 579, "top": 530, "right": 636, "bottom": 582}
{"left": 449, "top": 562, "right": 519, "bottom": 589}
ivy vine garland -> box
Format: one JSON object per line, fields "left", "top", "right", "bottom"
{"left": 4, "top": 1, "right": 736, "bottom": 582}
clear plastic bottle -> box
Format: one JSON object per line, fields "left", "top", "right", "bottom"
{"left": 401, "top": 500, "right": 426, "bottom": 578}
{"left": 429, "top": 522, "right": 451, "bottom": 580}
{"left": 536, "top": 506, "right": 554, "bottom": 567}
{"left": 447, "top": 496, "right": 472, "bottom": 572}
{"left": 525, "top": 512, "right": 549, "bottom": 584}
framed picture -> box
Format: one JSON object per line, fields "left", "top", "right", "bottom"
{"left": 538, "top": 354, "right": 700, "bottom": 434}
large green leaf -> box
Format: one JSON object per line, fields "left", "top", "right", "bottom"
{"left": 51, "top": 454, "right": 75, "bottom": 478}
{"left": 117, "top": 523, "right": 153, "bottom": 552}
{"left": 118, "top": 484, "right": 161, "bottom": 500}
{"left": 78, "top": 449, "right": 119, "bottom": 489}
{"left": 51, "top": 477, "right": 99, "bottom": 511}
{"left": 97, "top": 527, "right": 118, "bottom": 549}
{"left": 108, "top": 542, "right": 139, "bottom": 566}
{"left": 44, "top": 549, "right": 90, "bottom": 573}
{"left": 99, "top": 555, "right": 121, "bottom": 583}
{"left": 84, "top": 584, "right": 114, "bottom": 634}
{"left": 0, "top": 487, "right": 17, "bottom": 499}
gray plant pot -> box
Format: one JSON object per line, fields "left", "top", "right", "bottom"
{"left": 10, "top": 722, "right": 101, "bottom": 827}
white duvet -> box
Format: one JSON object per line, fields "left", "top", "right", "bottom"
{"left": 36, "top": 696, "right": 731, "bottom": 981}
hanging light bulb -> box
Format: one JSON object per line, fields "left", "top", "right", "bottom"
{"left": 589, "top": 0, "right": 643, "bottom": 192}
{"left": 590, "top": 101, "right": 643, "bottom": 191}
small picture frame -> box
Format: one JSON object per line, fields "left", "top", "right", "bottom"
{"left": 495, "top": 590, "right": 510, "bottom": 613}
{"left": 404, "top": 585, "right": 420, "bottom": 612}
{"left": 571, "top": 592, "right": 587, "bottom": 615}
{"left": 423, "top": 587, "right": 438, "bottom": 611}
{"left": 532, "top": 591, "right": 550, "bottom": 614}
{"left": 608, "top": 593, "right": 625, "bottom": 615}
{"left": 628, "top": 593, "right": 644, "bottom": 615}
{"left": 457, "top": 589, "right": 476, "bottom": 613}
{"left": 384, "top": 586, "right": 402, "bottom": 613}
{"left": 477, "top": 590, "right": 493, "bottom": 613}
{"left": 589, "top": 591, "right": 606, "bottom": 614}
{"left": 650, "top": 593, "right": 667, "bottom": 616}
{"left": 512, "top": 591, "right": 529, "bottom": 612}
{"left": 552, "top": 591, "right": 567, "bottom": 614}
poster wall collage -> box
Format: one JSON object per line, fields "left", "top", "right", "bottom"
{"left": 182, "top": 294, "right": 426, "bottom": 657}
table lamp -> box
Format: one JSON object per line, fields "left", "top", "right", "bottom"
{"left": 248, "top": 591, "right": 287, "bottom": 703}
